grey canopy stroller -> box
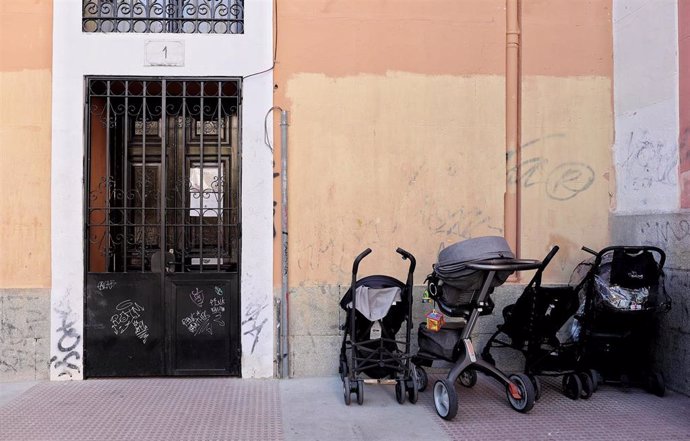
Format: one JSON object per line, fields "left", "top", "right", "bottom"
{"left": 339, "top": 247, "right": 417, "bottom": 405}
{"left": 412, "top": 236, "right": 542, "bottom": 420}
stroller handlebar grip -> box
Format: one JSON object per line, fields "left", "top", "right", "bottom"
{"left": 396, "top": 247, "right": 416, "bottom": 274}
{"left": 352, "top": 248, "right": 372, "bottom": 276}
{"left": 466, "top": 258, "right": 541, "bottom": 272}
{"left": 581, "top": 246, "right": 598, "bottom": 256}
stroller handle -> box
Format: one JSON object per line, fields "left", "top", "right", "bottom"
{"left": 396, "top": 247, "right": 416, "bottom": 272}
{"left": 582, "top": 245, "right": 666, "bottom": 269}
{"left": 466, "top": 258, "right": 542, "bottom": 272}
{"left": 352, "top": 248, "right": 373, "bottom": 276}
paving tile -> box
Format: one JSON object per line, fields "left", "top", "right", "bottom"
{"left": 0, "top": 378, "right": 283, "bottom": 441}
{"left": 421, "top": 373, "right": 690, "bottom": 441}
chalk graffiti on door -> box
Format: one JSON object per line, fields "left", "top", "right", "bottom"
{"left": 181, "top": 286, "right": 226, "bottom": 335}
{"left": 110, "top": 299, "right": 150, "bottom": 344}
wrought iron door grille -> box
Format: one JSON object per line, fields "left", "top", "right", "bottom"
{"left": 85, "top": 78, "right": 241, "bottom": 274}
{"left": 82, "top": 0, "right": 244, "bottom": 34}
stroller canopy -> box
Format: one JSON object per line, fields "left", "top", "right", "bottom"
{"left": 435, "top": 236, "right": 515, "bottom": 290}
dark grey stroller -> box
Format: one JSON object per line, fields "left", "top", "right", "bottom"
{"left": 339, "top": 248, "right": 417, "bottom": 405}
{"left": 412, "top": 236, "right": 541, "bottom": 420}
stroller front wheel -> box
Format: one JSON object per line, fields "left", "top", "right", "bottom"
{"left": 528, "top": 375, "right": 542, "bottom": 401}
{"left": 563, "top": 373, "right": 583, "bottom": 400}
{"left": 433, "top": 379, "right": 459, "bottom": 420}
{"left": 416, "top": 366, "right": 429, "bottom": 392}
{"left": 356, "top": 379, "right": 364, "bottom": 405}
{"left": 342, "top": 377, "right": 352, "bottom": 405}
{"left": 578, "top": 372, "right": 594, "bottom": 399}
{"left": 507, "top": 374, "right": 536, "bottom": 413}
{"left": 407, "top": 366, "right": 420, "bottom": 404}
{"left": 646, "top": 371, "right": 665, "bottom": 397}
{"left": 395, "top": 379, "right": 407, "bottom": 404}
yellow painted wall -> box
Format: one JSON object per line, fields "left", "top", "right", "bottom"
{"left": 275, "top": 0, "right": 613, "bottom": 287}
{"left": 520, "top": 77, "right": 613, "bottom": 280}
{"left": 286, "top": 73, "right": 506, "bottom": 284}
{"left": 0, "top": 1, "right": 52, "bottom": 288}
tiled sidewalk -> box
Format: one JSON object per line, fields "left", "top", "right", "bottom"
{"left": 422, "top": 374, "right": 690, "bottom": 441}
{"left": 1, "top": 376, "right": 689, "bottom": 441}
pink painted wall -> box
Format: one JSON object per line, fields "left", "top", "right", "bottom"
{"left": 679, "top": 0, "right": 690, "bottom": 207}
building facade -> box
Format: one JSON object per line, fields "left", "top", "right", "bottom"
{"left": 0, "top": 0, "right": 688, "bottom": 395}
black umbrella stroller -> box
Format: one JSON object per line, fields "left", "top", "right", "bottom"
{"left": 339, "top": 247, "right": 417, "bottom": 405}
{"left": 574, "top": 245, "right": 671, "bottom": 396}
{"left": 480, "top": 246, "right": 595, "bottom": 401}
{"left": 412, "top": 236, "right": 542, "bottom": 420}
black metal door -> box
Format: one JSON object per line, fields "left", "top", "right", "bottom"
{"left": 84, "top": 78, "right": 241, "bottom": 377}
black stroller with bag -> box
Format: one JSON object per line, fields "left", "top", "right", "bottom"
{"left": 412, "top": 236, "right": 542, "bottom": 420}
{"left": 481, "top": 246, "right": 597, "bottom": 401}
{"left": 574, "top": 245, "right": 671, "bottom": 396}
{"left": 339, "top": 247, "right": 418, "bottom": 405}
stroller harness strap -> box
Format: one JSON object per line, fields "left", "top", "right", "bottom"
{"left": 347, "top": 286, "right": 402, "bottom": 322}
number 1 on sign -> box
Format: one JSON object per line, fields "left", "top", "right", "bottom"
{"left": 163, "top": 46, "right": 168, "bottom": 59}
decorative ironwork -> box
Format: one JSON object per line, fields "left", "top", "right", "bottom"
{"left": 85, "top": 78, "right": 241, "bottom": 274}
{"left": 82, "top": 0, "right": 244, "bottom": 34}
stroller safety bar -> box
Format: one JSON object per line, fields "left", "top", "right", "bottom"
{"left": 465, "top": 258, "right": 541, "bottom": 272}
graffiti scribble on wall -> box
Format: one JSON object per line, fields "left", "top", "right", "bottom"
{"left": 507, "top": 134, "right": 596, "bottom": 201}
{"left": 242, "top": 303, "right": 268, "bottom": 354}
{"left": 50, "top": 296, "right": 81, "bottom": 378}
{"left": 621, "top": 131, "right": 677, "bottom": 190}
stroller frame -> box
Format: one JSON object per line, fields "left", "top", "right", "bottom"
{"left": 340, "top": 247, "right": 417, "bottom": 405}
{"left": 577, "top": 245, "right": 669, "bottom": 396}
{"left": 415, "top": 257, "right": 542, "bottom": 420}
{"left": 481, "top": 246, "right": 593, "bottom": 401}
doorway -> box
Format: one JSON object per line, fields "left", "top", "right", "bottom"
{"left": 83, "top": 77, "right": 241, "bottom": 376}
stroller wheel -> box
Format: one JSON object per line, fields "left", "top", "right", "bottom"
{"left": 563, "top": 373, "right": 582, "bottom": 400}
{"left": 356, "top": 380, "right": 364, "bottom": 405}
{"left": 578, "top": 372, "right": 594, "bottom": 399}
{"left": 528, "top": 375, "right": 542, "bottom": 401}
{"left": 588, "top": 369, "right": 600, "bottom": 392}
{"left": 457, "top": 369, "right": 477, "bottom": 388}
{"left": 395, "top": 379, "right": 407, "bottom": 404}
{"left": 646, "top": 371, "right": 665, "bottom": 397}
{"left": 342, "top": 377, "right": 352, "bottom": 406}
{"left": 433, "top": 379, "right": 459, "bottom": 420}
{"left": 407, "top": 366, "right": 419, "bottom": 404}
{"left": 507, "top": 374, "right": 536, "bottom": 413}
{"left": 416, "top": 366, "right": 429, "bottom": 392}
